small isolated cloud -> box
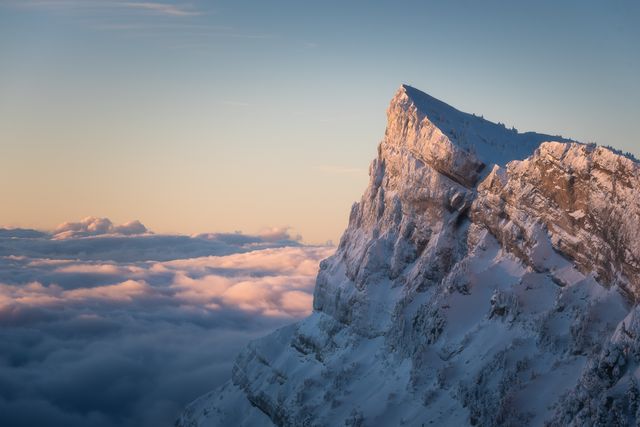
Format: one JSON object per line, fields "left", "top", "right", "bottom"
{"left": 52, "top": 217, "right": 148, "bottom": 239}
{"left": 0, "top": 223, "right": 334, "bottom": 427}
{"left": 257, "top": 226, "right": 302, "bottom": 242}
{"left": 114, "top": 220, "right": 148, "bottom": 235}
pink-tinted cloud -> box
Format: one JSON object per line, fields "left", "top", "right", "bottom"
{"left": 113, "top": 220, "right": 148, "bottom": 235}
{"left": 0, "top": 227, "right": 334, "bottom": 427}
{"left": 161, "top": 246, "right": 330, "bottom": 276}
{"left": 0, "top": 279, "right": 154, "bottom": 307}
{"left": 52, "top": 217, "right": 148, "bottom": 239}
{"left": 54, "top": 263, "right": 139, "bottom": 275}
{"left": 257, "top": 226, "right": 302, "bottom": 242}
{"left": 0, "top": 246, "right": 334, "bottom": 316}
{"left": 171, "top": 273, "right": 318, "bottom": 318}
{"left": 64, "top": 280, "right": 154, "bottom": 302}
{"left": 280, "top": 290, "right": 313, "bottom": 316}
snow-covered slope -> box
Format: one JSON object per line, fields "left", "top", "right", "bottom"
{"left": 178, "top": 85, "right": 640, "bottom": 427}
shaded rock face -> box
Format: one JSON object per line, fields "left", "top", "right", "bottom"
{"left": 179, "top": 85, "right": 640, "bottom": 427}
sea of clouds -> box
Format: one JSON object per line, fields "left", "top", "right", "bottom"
{"left": 0, "top": 217, "right": 333, "bottom": 427}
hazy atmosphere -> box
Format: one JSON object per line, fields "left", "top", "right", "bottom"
{"left": 1, "top": 1, "right": 639, "bottom": 427}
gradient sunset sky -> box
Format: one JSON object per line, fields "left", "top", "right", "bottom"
{"left": 1, "top": 0, "right": 638, "bottom": 244}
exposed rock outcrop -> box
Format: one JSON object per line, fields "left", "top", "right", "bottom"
{"left": 473, "top": 142, "right": 640, "bottom": 298}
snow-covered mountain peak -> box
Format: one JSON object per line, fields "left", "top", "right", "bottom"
{"left": 179, "top": 86, "right": 640, "bottom": 427}
{"left": 390, "top": 84, "right": 572, "bottom": 178}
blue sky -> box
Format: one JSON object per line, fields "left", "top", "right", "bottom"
{"left": 1, "top": 0, "right": 638, "bottom": 243}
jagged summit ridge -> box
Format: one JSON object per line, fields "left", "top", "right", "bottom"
{"left": 179, "top": 86, "right": 640, "bottom": 427}
{"left": 394, "top": 84, "right": 572, "bottom": 174}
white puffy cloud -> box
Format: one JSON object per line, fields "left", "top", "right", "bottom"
{"left": 256, "top": 226, "right": 302, "bottom": 242}
{"left": 113, "top": 220, "right": 148, "bottom": 236}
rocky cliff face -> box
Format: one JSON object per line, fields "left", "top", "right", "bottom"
{"left": 178, "top": 85, "right": 640, "bottom": 427}
{"left": 474, "top": 142, "right": 640, "bottom": 297}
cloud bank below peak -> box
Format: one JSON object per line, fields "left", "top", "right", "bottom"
{"left": 0, "top": 218, "right": 305, "bottom": 262}
{"left": 0, "top": 219, "right": 334, "bottom": 427}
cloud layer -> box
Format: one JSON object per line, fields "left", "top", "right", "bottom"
{"left": 0, "top": 223, "right": 333, "bottom": 427}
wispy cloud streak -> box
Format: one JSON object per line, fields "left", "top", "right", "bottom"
{"left": 11, "top": 0, "right": 203, "bottom": 17}
{"left": 122, "top": 2, "right": 201, "bottom": 17}
{"left": 3, "top": 0, "right": 279, "bottom": 44}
